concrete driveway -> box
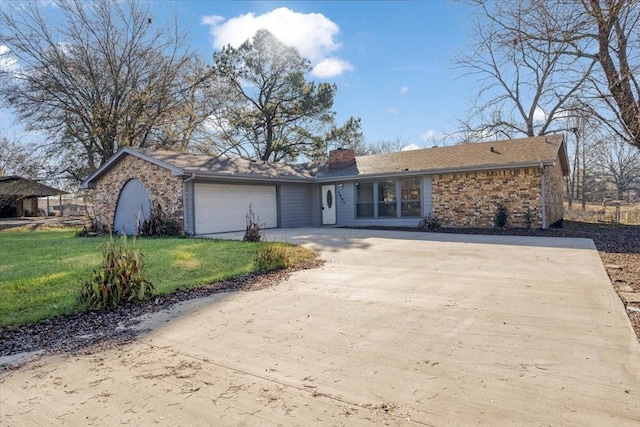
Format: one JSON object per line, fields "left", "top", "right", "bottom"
{"left": 1, "top": 228, "right": 639, "bottom": 426}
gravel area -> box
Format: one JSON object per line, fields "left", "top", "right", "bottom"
{"left": 1, "top": 220, "right": 638, "bottom": 370}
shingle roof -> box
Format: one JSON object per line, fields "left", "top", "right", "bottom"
{"left": 0, "top": 176, "right": 68, "bottom": 197}
{"left": 130, "top": 148, "right": 315, "bottom": 180}
{"left": 82, "top": 135, "right": 568, "bottom": 188}
{"left": 317, "top": 135, "right": 568, "bottom": 180}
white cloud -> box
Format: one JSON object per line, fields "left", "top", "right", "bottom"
{"left": 312, "top": 57, "right": 353, "bottom": 78}
{"left": 401, "top": 144, "right": 421, "bottom": 151}
{"left": 201, "top": 15, "right": 224, "bottom": 26}
{"left": 419, "top": 129, "right": 445, "bottom": 141}
{"left": 385, "top": 107, "right": 400, "bottom": 115}
{"left": 38, "top": 0, "right": 58, "bottom": 7}
{"left": 203, "top": 7, "right": 353, "bottom": 77}
{"left": 533, "top": 106, "right": 547, "bottom": 122}
{"left": 555, "top": 108, "right": 577, "bottom": 120}
{"left": 400, "top": 86, "right": 409, "bottom": 94}
{"left": 0, "top": 45, "right": 19, "bottom": 72}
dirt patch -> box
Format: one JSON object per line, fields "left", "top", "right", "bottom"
{"left": 0, "top": 216, "right": 89, "bottom": 231}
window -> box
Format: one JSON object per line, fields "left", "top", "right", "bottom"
{"left": 356, "top": 178, "right": 423, "bottom": 219}
{"left": 355, "top": 182, "right": 374, "bottom": 218}
{"left": 377, "top": 181, "right": 396, "bottom": 217}
{"left": 400, "top": 179, "right": 421, "bottom": 217}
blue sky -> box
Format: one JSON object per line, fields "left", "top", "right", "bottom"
{"left": 1, "top": 0, "right": 472, "bottom": 148}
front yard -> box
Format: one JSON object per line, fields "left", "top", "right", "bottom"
{"left": 0, "top": 228, "right": 315, "bottom": 328}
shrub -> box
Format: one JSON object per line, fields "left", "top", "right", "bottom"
{"left": 243, "top": 205, "right": 263, "bottom": 242}
{"left": 254, "top": 241, "right": 288, "bottom": 271}
{"left": 494, "top": 203, "right": 509, "bottom": 228}
{"left": 419, "top": 214, "right": 441, "bottom": 231}
{"left": 139, "top": 204, "right": 181, "bottom": 237}
{"left": 523, "top": 207, "right": 535, "bottom": 229}
{"left": 78, "top": 236, "right": 155, "bottom": 310}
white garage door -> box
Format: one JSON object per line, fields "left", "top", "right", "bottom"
{"left": 194, "top": 183, "right": 277, "bottom": 234}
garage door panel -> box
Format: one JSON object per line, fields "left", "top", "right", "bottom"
{"left": 194, "top": 183, "right": 277, "bottom": 234}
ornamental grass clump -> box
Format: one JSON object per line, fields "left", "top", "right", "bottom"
{"left": 254, "top": 232, "right": 288, "bottom": 272}
{"left": 78, "top": 236, "right": 155, "bottom": 310}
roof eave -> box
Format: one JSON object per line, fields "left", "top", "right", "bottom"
{"left": 182, "top": 170, "right": 313, "bottom": 183}
{"left": 314, "top": 159, "right": 557, "bottom": 182}
{"left": 80, "top": 147, "right": 185, "bottom": 189}
{"left": 557, "top": 137, "right": 570, "bottom": 176}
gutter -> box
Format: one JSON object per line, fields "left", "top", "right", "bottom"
{"left": 540, "top": 162, "right": 547, "bottom": 229}
{"left": 314, "top": 160, "right": 556, "bottom": 183}
{"left": 182, "top": 170, "right": 312, "bottom": 184}
{"left": 182, "top": 173, "right": 196, "bottom": 235}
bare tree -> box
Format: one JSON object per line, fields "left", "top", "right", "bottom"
{"left": 456, "top": 0, "right": 597, "bottom": 140}
{"left": 554, "top": 0, "right": 640, "bottom": 149}
{"left": 594, "top": 137, "right": 640, "bottom": 200}
{"left": 359, "top": 137, "right": 414, "bottom": 155}
{"left": 461, "top": 0, "right": 640, "bottom": 149}
{"left": 0, "top": 0, "right": 211, "bottom": 180}
{"left": 565, "top": 106, "right": 601, "bottom": 209}
{"left": 0, "top": 136, "right": 42, "bottom": 178}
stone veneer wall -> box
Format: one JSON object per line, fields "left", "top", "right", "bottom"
{"left": 432, "top": 167, "right": 544, "bottom": 228}
{"left": 92, "top": 155, "right": 184, "bottom": 229}
{"left": 544, "top": 157, "right": 565, "bottom": 226}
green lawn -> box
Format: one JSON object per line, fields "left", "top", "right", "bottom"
{"left": 0, "top": 228, "right": 314, "bottom": 328}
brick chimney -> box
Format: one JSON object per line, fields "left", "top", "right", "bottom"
{"left": 328, "top": 148, "right": 356, "bottom": 170}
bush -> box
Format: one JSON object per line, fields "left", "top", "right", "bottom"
{"left": 139, "top": 204, "right": 181, "bottom": 237}
{"left": 78, "top": 236, "right": 155, "bottom": 310}
{"left": 419, "top": 214, "right": 441, "bottom": 231}
{"left": 243, "top": 205, "right": 263, "bottom": 242}
{"left": 494, "top": 203, "right": 509, "bottom": 228}
{"left": 523, "top": 207, "right": 535, "bottom": 229}
{"left": 254, "top": 241, "right": 288, "bottom": 272}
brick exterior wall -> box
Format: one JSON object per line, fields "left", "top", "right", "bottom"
{"left": 432, "top": 167, "right": 547, "bottom": 228}
{"left": 329, "top": 148, "right": 356, "bottom": 169}
{"left": 544, "top": 160, "right": 565, "bottom": 226}
{"left": 92, "top": 155, "right": 184, "bottom": 229}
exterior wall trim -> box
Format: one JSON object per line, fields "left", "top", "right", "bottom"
{"left": 87, "top": 144, "right": 566, "bottom": 232}
{"left": 314, "top": 160, "right": 560, "bottom": 183}
{"left": 540, "top": 163, "right": 547, "bottom": 229}
{"left": 81, "top": 147, "right": 184, "bottom": 189}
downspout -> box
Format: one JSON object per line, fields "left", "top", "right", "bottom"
{"left": 540, "top": 162, "right": 547, "bottom": 230}
{"left": 182, "top": 173, "right": 196, "bottom": 235}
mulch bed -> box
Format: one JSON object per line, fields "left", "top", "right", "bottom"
{"left": 0, "top": 259, "right": 322, "bottom": 369}
{"left": 1, "top": 220, "right": 638, "bottom": 370}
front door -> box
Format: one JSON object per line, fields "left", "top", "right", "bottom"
{"left": 321, "top": 185, "right": 337, "bottom": 225}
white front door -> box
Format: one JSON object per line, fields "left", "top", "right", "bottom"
{"left": 321, "top": 185, "right": 337, "bottom": 225}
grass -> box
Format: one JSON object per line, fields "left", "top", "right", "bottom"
{"left": 564, "top": 200, "right": 640, "bottom": 224}
{"left": 0, "top": 228, "right": 315, "bottom": 328}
